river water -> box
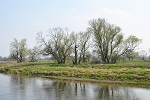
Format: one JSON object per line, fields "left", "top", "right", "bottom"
{"left": 0, "top": 73, "right": 150, "bottom": 100}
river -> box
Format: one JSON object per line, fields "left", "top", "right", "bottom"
{"left": 0, "top": 73, "right": 150, "bottom": 100}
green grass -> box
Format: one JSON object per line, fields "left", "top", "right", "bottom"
{"left": 0, "top": 61, "right": 150, "bottom": 87}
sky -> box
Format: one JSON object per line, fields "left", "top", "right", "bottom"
{"left": 0, "top": 0, "right": 150, "bottom": 57}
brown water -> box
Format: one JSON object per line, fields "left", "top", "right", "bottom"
{"left": 0, "top": 73, "right": 150, "bottom": 100}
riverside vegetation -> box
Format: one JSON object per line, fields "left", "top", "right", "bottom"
{"left": 0, "top": 61, "right": 150, "bottom": 87}
{"left": 5, "top": 18, "right": 146, "bottom": 87}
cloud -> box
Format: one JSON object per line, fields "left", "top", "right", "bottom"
{"left": 100, "top": 8, "right": 131, "bottom": 18}
{"left": 61, "top": 8, "right": 131, "bottom": 23}
{"left": 65, "top": 8, "right": 131, "bottom": 24}
{"left": 59, "top": 8, "right": 132, "bottom": 32}
{"left": 71, "top": 8, "right": 77, "bottom": 12}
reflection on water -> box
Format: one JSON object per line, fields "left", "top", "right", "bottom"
{"left": 0, "top": 73, "right": 150, "bottom": 100}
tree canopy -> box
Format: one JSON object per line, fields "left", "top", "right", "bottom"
{"left": 10, "top": 38, "right": 28, "bottom": 63}
{"left": 89, "top": 18, "right": 141, "bottom": 64}
{"left": 9, "top": 18, "right": 142, "bottom": 64}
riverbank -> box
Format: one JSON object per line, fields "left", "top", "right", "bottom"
{"left": 0, "top": 61, "right": 150, "bottom": 87}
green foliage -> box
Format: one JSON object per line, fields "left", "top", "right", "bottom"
{"left": 10, "top": 38, "right": 29, "bottom": 63}
{"left": 89, "top": 18, "right": 123, "bottom": 63}
{"left": 9, "top": 18, "right": 142, "bottom": 65}
{"left": 89, "top": 18, "right": 141, "bottom": 64}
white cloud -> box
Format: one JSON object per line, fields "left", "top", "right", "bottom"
{"left": 101, "top": 8, "right": 114, "bottom": 15}
{"left": 71, "top": 8, "right": 77, "bottom": 12}
{"left": 100, "top": 8, "right": 131, "bottom": 18}
{"left": 61, "top": 8, "right": 131, "bottom": 23}
{"left": 68, "top": 8, "right": 131, "bottom": 23}
{"left": 59, "top": 8, "right": 132, "bottom": 32}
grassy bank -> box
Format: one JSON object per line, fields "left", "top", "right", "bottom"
{"left": 0, "top": 61, "right": 150, "bottom": 87}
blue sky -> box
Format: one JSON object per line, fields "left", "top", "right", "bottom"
{"left": 0, "top": 0, "right": 150, "bottom": 57}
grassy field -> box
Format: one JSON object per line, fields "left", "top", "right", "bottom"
{"left": 0, "top": 61, "right": 150, "bottom": 87}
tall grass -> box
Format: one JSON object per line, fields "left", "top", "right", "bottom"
{"left": 0, "top": 61, "right": 150, "bottom": 85}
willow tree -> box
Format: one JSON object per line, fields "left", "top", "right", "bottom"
{"left": 78, "top": 31, "right": 91, "bottom": 63}
{"left": 10, "top": 38, "right": 28, "bottom": 63}
{"left": 121, "top": 35, "right": 142, "bottom": 60}
{"left": 70, "top": 32, "right": 79, "bottom": 64}
{"left": 37, "top": 27, "right": 72, "bottom": 64}
{"left": 89, "top": 18, "right": 141, "bottom": 63}
{"left": 28, "top": 46, "right": 41, "bottom": 62}
{"left": 70, "top": 31, "right": 91, "bottom": 64}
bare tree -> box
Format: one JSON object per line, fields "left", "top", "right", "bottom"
{"left": 37, "top": 27, "right": 72, "bottom": 64}
{"left": 10, "top": 38, "right": 28, "bottom": 63}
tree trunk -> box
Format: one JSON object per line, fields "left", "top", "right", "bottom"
{"left": 78, "top": 53, "right": 82, "bottom": 64}
{"left": 82, "top": 52, "right": 86, "bottom": 62}
{"left": 74, "top": 45, "right": 78, "bottom": 64}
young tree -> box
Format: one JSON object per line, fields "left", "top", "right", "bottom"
{"left": 10, "top": 38, "right": 28, "bottom": 63}
{"left": 70, "top": 32, "right": 79, "bottom": 64}
{"left": 78, "top": 31, "right": 91, "bottom": 63}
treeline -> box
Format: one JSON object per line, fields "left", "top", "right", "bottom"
{"left": 0, "top": 56, "right": 9, "bottom": 61}
{"left": 9, "top": 18, "right": 142, "bottom": 64}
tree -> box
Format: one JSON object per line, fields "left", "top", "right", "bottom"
{"left": 84, "top": 51, "right": 92, "bottom": 62}
{"left": 124, "top": 50, "right": 137, "bottom": 60}
{"left": 89, "top": 18, "right": 141, "bottom": 64}
{"left": 28, "top": 46, "right": 40, "bottom": 62}
{"left": 139, "top": 50, "right": 147, "bottom": 61}
{"left": 10, "top": 38, "right": 28, "bottom": 63}
{"left": 37, "top": 27, "right": 72, "bottom": 64}
{"left": 89, "top": 18, "right": 123, "bottom": 63}
{"left": 148, "top": 49, "right": 150, "bottom": 59}
{"left": 0, "top": 56, "right": 9, "bottom": 61}
{"left": 78, "top": 31, "right": 91, "bottom": 63}
{"left": 69, "top": 31, "right": 91, "bottom": 64}
{"left": 91, "top": 50, "right": 101, "bottom": 64}
{"left": 70, "top": 32, "right": 79, "bottom": 64}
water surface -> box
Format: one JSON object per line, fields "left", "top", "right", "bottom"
{"left": 0, "top": 73, "right": 150, "bottom": 100}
